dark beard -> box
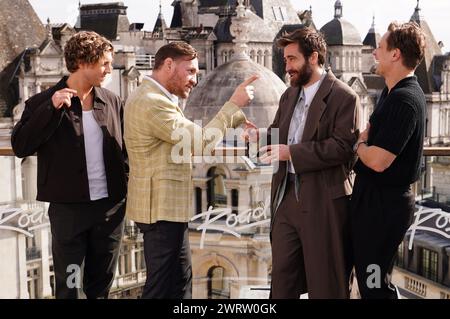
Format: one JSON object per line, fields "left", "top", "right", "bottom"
{"left": 290, "top": 61, "right": 313, "bottom": 87}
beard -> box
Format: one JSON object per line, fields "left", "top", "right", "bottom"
{"left": 289, "top": 61, "right": 313, "bottom": 87}
{"left": 167, "top": 72, "right": 190, "bottom": 99}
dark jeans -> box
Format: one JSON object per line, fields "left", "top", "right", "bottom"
{"left": 48, "top": 198, "right": 125, "bottom": 299}
{"left": 350, "top": 176, "right": 414, "bottom": 299}
{"left": 136, "top": 221, "right": 192, "bottom": 299}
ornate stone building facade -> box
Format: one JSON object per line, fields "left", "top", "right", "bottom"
{"left": 1, "top": 0, "right": 450, "bottom": 299}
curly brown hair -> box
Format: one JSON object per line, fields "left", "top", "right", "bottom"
{"left": 277, "top": 27, "right": 327, "bottom": 66}
{"left": 64, "top": 31, "right": 114, "bottom": 73}
{"left": 386, "top": 22, "right": 426, "bottom": 70}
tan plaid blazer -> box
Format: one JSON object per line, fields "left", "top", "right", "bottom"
{"left": 124, "top": 78, "right": 246, "bottom": 224}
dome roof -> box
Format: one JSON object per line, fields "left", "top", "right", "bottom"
{"left": 320, "top": 18, "right": 362, "bottom": 46}
{"left": 185, "top": 56, "right": 286, "bottom": 128}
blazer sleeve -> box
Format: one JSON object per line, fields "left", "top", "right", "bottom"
{"left": 259, "top": 90, "right": 285, "bottom": 148}
{"left": 146, "top": 95, "right": 247, "bottom": 155}
{"left": 11, "top": 97, "right": 64, "bottom": 158}
{"left": 289, "top": 93, "right": 360, "bottom": 173}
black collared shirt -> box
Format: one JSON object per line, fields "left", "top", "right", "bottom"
{"left": 11, "top": 76, "right": 127, "bottom": 203}
{"left": 354, "top": 76, "right": 426, "bottom": 187}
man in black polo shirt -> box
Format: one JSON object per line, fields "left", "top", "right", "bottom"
{"left": 351, "top": 22, "right": 426, "bottom": 299}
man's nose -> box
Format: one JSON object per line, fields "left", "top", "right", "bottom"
{"left": 191, "top": 76, "right": 197, "bottom": 87}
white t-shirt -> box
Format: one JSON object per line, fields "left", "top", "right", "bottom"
{"left": 82, "top": 110, "right": 108, "bottom": 200}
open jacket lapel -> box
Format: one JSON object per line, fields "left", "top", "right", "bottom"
{"left": 279, "top": 85, "right": 301, "bottom": 144}
{"left": 301, "top": 70, "right": 336, "bottom": 142}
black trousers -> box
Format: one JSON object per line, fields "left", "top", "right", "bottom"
{"left": 136, "top": 221, "right": 192, "bottom": 299}
{"left": 350, "top": 176, "right": 414, "bottom": 299}
{"left": 48, "top": 198, "right": 125, "bottom": 299}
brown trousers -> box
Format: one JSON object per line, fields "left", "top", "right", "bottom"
{"left": 271, "top": 178, "right": 352, "bottom": 299}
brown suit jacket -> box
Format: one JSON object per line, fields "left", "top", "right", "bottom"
{"left": 269, "top": 70, "right": 361, "bottom": 218}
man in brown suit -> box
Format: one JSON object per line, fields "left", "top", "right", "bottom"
{"left": 254, "top": 28, "right": 360, "bottom": 298}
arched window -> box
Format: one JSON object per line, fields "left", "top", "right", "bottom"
{"left": 264, "top": 50, "right": 270, "bottom": 68}
{"left": 350, "top": 52, "right": 355, "bottom": 71}
{"left": 195, "top": 187, "right": 202, "bottom": 214}
{"left": 250, "top": 50, "right": 256, "bottom": 62}
{"left": 345, "top": 52, "right": 350, "bottom": 71}
{"left": 207, "top": 266, "right": 230, "bottom": 299}
{"left": 257, "top": 50, "right": 263, "bottom": 65}
{"left": 231, "top": 189, "right": 239, "bottom": 214}
{"left": 335, "top": 52, "right": 340, "bottom": 70}
{"left": 207, "top": 167, "right": 227, "bottom": 208}
{"left": 223, "top": 51, "right": 229, "bottom": 63}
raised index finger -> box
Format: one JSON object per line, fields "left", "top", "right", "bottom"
{"left": 240, "top": 74, "right": 259, "bottom": 87}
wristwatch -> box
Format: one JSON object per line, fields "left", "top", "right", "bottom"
{"left": 353, "top": 140, "right": 367, "bottom": 153}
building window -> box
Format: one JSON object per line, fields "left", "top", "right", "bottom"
{"left": 207, "top": 266, "right": 230, "bottom": 299}
{"left": 257, "top": 50, "right": 263, "bottom": 65}
{"left": 395, "top": 241, "right": 405, "bottom": 268}
{"left": 140, "top": 250, "right": 146, "bottom": 270}
{"left": 27, "top": 266, "right": 40, "bottom": 299}
{"left": 272, "top": 6, "right": 287, "bottom": 21}
{"left": 195, "top": 187, "right": 202, "bottom": 214}
{"left": 264, "top": 50, "right": 270, "bottom": 68}
{"left": 207, "top": 167, "right": 227, "bottom": 208}
{"left": 419, "top": 248, "right": 438, "bottom": 282}
{"left": 250, "top": 50, "right": 256, "bottom": 62}
{"left": 231, "top": 189, "right": 239, "bottom": 214}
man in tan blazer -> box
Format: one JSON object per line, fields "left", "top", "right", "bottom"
{"left": 124, "top": 42, "right": 257, "bottom": 298}
{"left": 249, "top": 28, "right": 360, "bottom": 298}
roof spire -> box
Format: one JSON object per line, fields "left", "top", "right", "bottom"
{"left": 153, "top": 0, "right": 167, "bottom": 33}
{"left": 46, "top": 17, "right": 53, "bottom": 40}
{"left": 334, "top": 0, "right": 343, "bottom": 19}
{"left": 230, "top": 0, "right": 250, "bottom": 59}
{"left": 411, "top": 0, "right": 422, "bottom": 21}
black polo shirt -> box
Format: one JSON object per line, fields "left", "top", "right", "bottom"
{"left": 354, "top": 76, "right": 426, "bottom": 187}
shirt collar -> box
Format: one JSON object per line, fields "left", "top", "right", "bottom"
{"left": 301, "top": 72, "right": 327, "bottom": 106}
{"left": 145, "top": 75, "right": 179, "bottom": 105}
{"left": 58, "top": 76, "right": 107, "bottom": 106}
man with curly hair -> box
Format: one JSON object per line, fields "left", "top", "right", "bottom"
{"left": 11, "top": 31, "right": 127, "bottom": 299}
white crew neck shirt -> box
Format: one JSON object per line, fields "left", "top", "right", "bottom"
{"left": 82, "top": 110, "right": 108, "bottom": 200}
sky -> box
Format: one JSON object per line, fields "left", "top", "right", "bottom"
{"left": 28, "top": 0, "right": 450, "bottom": 52}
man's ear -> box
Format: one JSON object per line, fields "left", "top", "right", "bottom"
{"left": 392, "top": 48, "right": 402, "bottom": 63}
{"left": 309, "top": 52, "right": 319, "bottom": 65}
{"left": 165, "top": 58, "right": 174, "bottom": 71}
